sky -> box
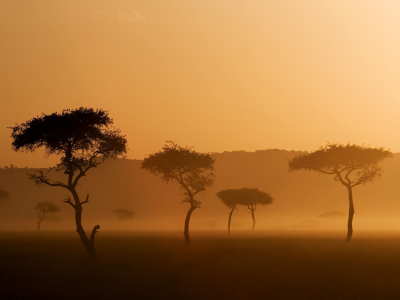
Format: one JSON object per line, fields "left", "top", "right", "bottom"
{"left": 1, "top": 0, "right": 400, "bottom": 167}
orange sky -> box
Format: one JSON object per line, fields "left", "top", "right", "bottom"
{"left": 1, "top": 1, "right": 400, "bottom": 167}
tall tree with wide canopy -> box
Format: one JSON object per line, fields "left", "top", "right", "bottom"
{"left": 35, "top": 201, "right": 60, "bottom": 231}
{"left": 10, "top": 107, "right": 127, "bottom": 257}
{"left": 0, "top": 187, "right": 9, "bottom": 201}
{"left": 141, "top": 142, "right": 215, "bottom": 246}
{"left": 216, "top": 189, "right": 242, "bottom": 234}
{"left": 288, "top": 143, "right": 392, "bottom": 242}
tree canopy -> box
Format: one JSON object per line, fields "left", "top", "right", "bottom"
{"left": 0, "top": 187, "right": 9, "bottom": 201}
{"left": 217, "top": 188, "right": 273, "bottom": 207}
{"left": 112, "top": 208, "right": 135, "bottom": 220}
{"left": 141, "top": 141, "right": 215, "bottom": 208}
{"left": 10, "top": 107, "right": 128, "bottom": 190}
{"left": 288, "top": 143, "right": 392, "bottom": 187}
{"left": 35, "top": 201, "right": 60, "bottom": 215}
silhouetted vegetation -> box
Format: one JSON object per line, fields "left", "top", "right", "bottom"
{"left": 0, "top": 186, "right": 9, "bottom": 201}
{"left": 112, "top": 208, "right": 135, "bottom": 230}
{"left": 216, "top": 189, "right": 241, "bottom": 234}
{"left": 141, "top": 141, "right": 215, "bottom": 245}
{"left": 216, "top": 188, "right": 273, "bottom": 232}
{"left": 10, "top": 107, "right": 127, "bottom": 257}
{"left": 289, "top": 143, "right": 392, "bottom": 242}
{"left": 35, "top": 201, "right": 60, "bottom": 231}
{"left": 319, "top": 211, "right": 346, "bottom": 230}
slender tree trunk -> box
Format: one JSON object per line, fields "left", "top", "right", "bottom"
{"left": 37, "top": 221, "right": 41, "bottom": 231}
{"left": 251, "top": 209, "right": 256, "bottom": 231}
{"left": 228, "top": 205, "right": 235, "bottom": 234}
{"left": 346, "top": 186, "right": 355, "bottom": 242}
{"left": 184, "top": 205, "right": 196, "bottom": 246}
{"left": 72, "top": 190, "right": 99, "bottom": 258}
{"left": 118, "top": 219, "right": 123, "bottom": 230}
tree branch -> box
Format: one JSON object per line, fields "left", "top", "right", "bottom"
{"left": 63, "top": 196, "right": 76, "bottom": 209}
{"left": 80, "top": 194, "right": 90, "bottom": 205}
{"left": 90, "top": 225, "right": 100, "bottom": 244}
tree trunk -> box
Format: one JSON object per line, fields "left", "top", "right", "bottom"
{"left": 118, "top": 219, "right": 122, "bottom": 230}
{"left": 228, "top": 205, "right": 235, "bottom": 234}
{"left": 251, "top": 209, "right": 256, "bottom": 231}
{"left": 72, "top": 190, "right": 98, "bottom": 258}
{"left": 184, "top": 205, "right": 196, "bottom": 246}
{"left": 37, "top": 221, "right": 41, "bottom": 231}
{"left": 346, "top": 187, "right": 355, "bottom": 242}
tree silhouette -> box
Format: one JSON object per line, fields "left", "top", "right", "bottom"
{"left": 289, "top": 143, "right": 392, "bottom": 242}
{"left": 112, "top": 208, "right": 135, "bottom": 230}
{"left": 10, "top": 107, "right": 127, "bottom": 257}
{"left": 35, "top": 201, "right": 60, "bottom": 231}
{"left": 240, "top": 188, "right": 273, "bottom": 231}
{"left": 218, "top": 188, "right": 273, "bottom": 232}
{"left": 141, "top": 141, "right": 215, "bottom": 246}
{"left": 216, "top": 189, "right": 243, "bottom": 234}
{"left": 0, "top": 187, "right": 9, "bottom": 201}
{"left": 319, "top": 210, "right": 346, "bottom": 230}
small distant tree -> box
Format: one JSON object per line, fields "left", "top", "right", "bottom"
{"left": 216, "top": 189, "right": 242, "bottom": 234}
{"left": 141, "top": 142, "right": 215, "bottom": 246}
{"left": 112, "top": 208, "right": 135, "bottom": 230}
{"left": 205, "top": 220, "right": 218, "bottom": 230}
{"left": 319, "top": 211, "right": 346, "bottom": 230}
{"left": 289, "top": 143, "right": 392, "bottom": 242}
{"left": 10, "top": 107, "right": 127, "bottom": 257}
{"left": 35, "top": 201, "right": 60, "bottom": 231}
{"left": 0, "top": 187, "right": 10, "bottom": 201}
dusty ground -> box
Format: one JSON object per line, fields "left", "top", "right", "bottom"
{"left": 1, "top": 230, "right": 400, "bottom": 299}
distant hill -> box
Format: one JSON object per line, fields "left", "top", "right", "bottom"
{"left": 1, "top": 150, "right": 399, "bottom": 231}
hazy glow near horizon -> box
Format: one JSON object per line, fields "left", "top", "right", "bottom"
{"left": 1, "top": 0, "right": 400, "bottom": 167}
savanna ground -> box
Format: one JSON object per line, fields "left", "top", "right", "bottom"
{"left": 1, "top": 231, "right": 400, "bottom": 300}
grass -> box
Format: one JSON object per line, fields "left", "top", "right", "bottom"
{"left": 1, "top": 231, "right": 400, "bottom": 299}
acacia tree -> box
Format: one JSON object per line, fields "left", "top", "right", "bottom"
{"left": 35, "top": 201, "right": 60, "bottom": 231}
{"left": 288, "top": 143, "right": 392, "bottom": 242}
{"left": 10, "top": 107, "right": 127, "bottom": 257}
{"left": 319, "top": 210, "right": 346, "bottom": 230}
{"left": 112, "top": 208, "right": 135, "bottom": 230}
{"left": 239, "top": 188, "right": 273, "bottom": 231}
{"left": 141, "top": 142, "right": 215, "bottom": 246}
{"left": 216, "top": 189, "right": 243, "bottom": 234}
{"left": 0, "top": 187, "right": 9, "bottom": 201}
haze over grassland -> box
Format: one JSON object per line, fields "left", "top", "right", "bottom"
{"left": 1, "top": 150, "right": 399, "bottom": 232}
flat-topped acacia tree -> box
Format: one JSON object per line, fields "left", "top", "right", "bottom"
{"left": 141, "top": 142, "right": 215, "bottom": 246}
{"left": 240, "top": 188, "right": 273, "bottom": 231}
{"left": 216, "top": 189, "right": 242, "bottom": 234}
{"left": 288, "top": 143, "right": 392, "bottom": 242}
{"left": 217, "top": 188, "right": 273, "bottom": 232}
{"left": 10, "top": 107, "right": 127, "bottom": 257}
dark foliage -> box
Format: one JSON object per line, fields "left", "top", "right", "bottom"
{"left": 0, "top": 187, "right": 9, "bottom": 201}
